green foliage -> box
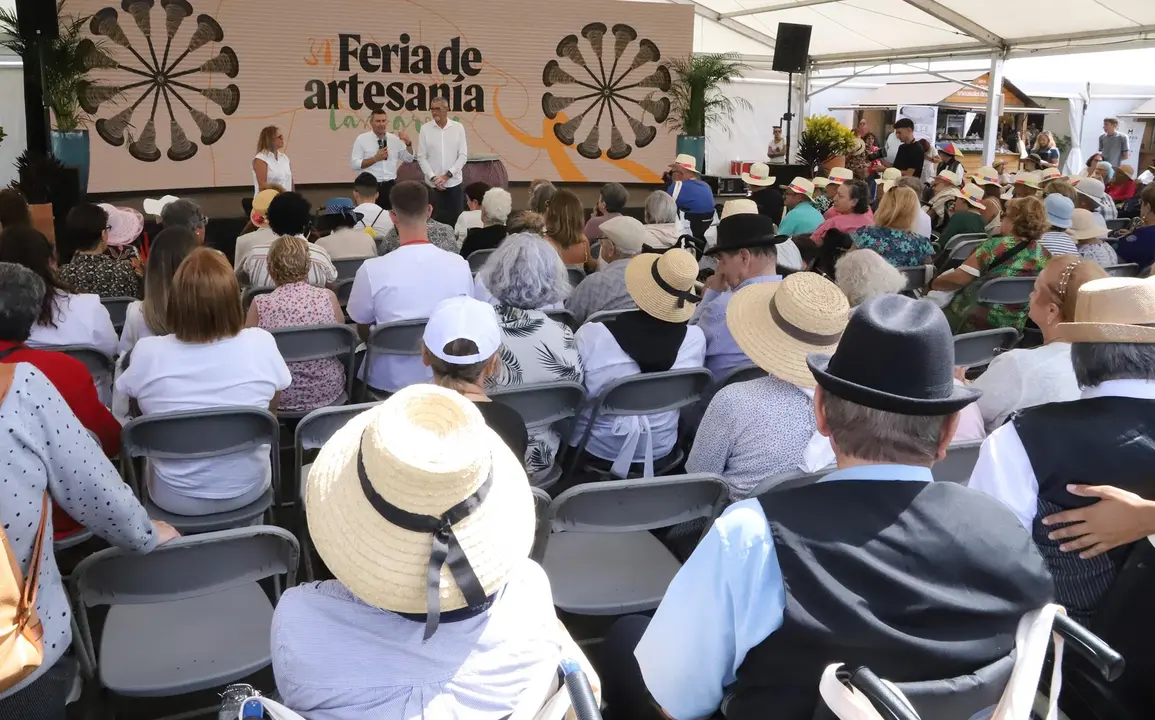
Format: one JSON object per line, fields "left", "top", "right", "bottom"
{"left": 796, "top": 115, "right": 858, "bottom": 170}
{"left": 665, "top": 53, "right": 751, "bottom": 137}
{"left": 0, "top": 1, "right": 102, "bottom": 131}
{"left": 11, "top": 151, "right": 68, "bottom": 205}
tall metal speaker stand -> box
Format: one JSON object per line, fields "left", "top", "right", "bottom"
{"left": 782, "top": 71, "right": 795, "bottom": 165}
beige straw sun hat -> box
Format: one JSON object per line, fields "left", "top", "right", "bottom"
{"left": 726, "top": 272, "right": 850, "bottom": 388}
{"left": 306, "top": 384, "right": 534, "bottom": 638}
{"left": 1056, "top": 276, "right": 1155, "bottom": 344}
{"left": 624, "top": 248, "right": 702, "bottom": 323}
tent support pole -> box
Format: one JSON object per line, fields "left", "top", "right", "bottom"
{"left": 981, "top": 50, "right": 1006, "bottom": 167}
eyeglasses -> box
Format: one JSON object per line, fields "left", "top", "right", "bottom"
{"left": 105, "top": 224, "right": 112, "bottom": 231}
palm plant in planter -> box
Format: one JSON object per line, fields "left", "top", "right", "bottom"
{"left": 665, "top": 53, "right": 751, "bottom": 173}
{"left": 0, "top": 0, "right": 103, "bottom": 195}
{"left": 797, "top": 116, "right": 858, "bottom": 174}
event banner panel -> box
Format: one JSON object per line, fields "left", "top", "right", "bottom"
{"left": 73, "top": 0, "right": 694, "bottom": 193}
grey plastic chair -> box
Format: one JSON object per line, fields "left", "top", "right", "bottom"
{"left": 584, "top": 307, "right": 638, "bottom": 326}
{"left": 489, "top": 381, "right": 586, "bottom": 490}
{"left": 953, "top": 328, "right": 1020, "bottom": 369}
{"left": 976, "top": 276, "right": 1036, "bottom": 305}
{"left": 54, "top": 345, "right": 115, "bottom": 407}
{"left": 100, "top": 296, "right": 135, "bottom": 333}
{"left": 536, "top": 474, "right": 728, "bottom": 614}
{"left": 362, "top": 318, "right": 428, "bottom": 399}
{"left": 70, "top": 526, "right": 298, "bottom": 713}
{"left": 567, "top": 267, "right": 586, "bottom": 288}
{"left": 1106, "top": 218, "right": 1130, "bottom": 233}
{"left": 242, "top": 286, "right": 273, "bottom": 311}
{"left": 748, "top": 466, "right": 833, "bottom": 498}
{"left": 897, "top": 266, "right": 932, "bottom": 294}
{"left": 948, "top": 238, "right": 984, "bottom": 263}
{"left": 567, "top": 368, "right": 714, "bottom": 480}
{"left": 332, "top": 256, "right": 371, "bottom": 281}
{"left": 120, "top": 407, "right": 281, "bottom": 533}
{"left": 531, "top": 486, "right": 551, "bottom": 561}
{"left": 467, "top": 248, "right": 495, "bottom": 274}
{"left": 717, "top": 363, "right": 767, "bottom": 390}
{"left": 334, "top": 278, "right": 355, "bottom": 308}
{"left": 942, "top": 233, "right": 988, "bottom": 255}
{"left": 931, "top": 440, "right": 984, "bottom": 485}
{"left": 545, "top": 308, "right": 579, "bottom": 331}
{"left": 268, "top": 324, "right": 359, "bottom": 419}
{"left": 1105, "top": 263, "right": 1141, "bottom": 278}
{"left": 590, "top": 241, "right": 600, "bottom": 259}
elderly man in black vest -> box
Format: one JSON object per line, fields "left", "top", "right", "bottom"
{"left": 970, "top": 275, "right": 1155, "bottom": 625}
{"left": 601, "top": 293, "right": 1052, "bottom": 720}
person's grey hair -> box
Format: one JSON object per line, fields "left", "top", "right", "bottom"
{"left": 821, "top": 392, "right": 951, "bottom": 465}
{"left": 1071, "top": 342, "right": 1155, "bottom": 388}
{"left": 644, "top": 190, "right": 677, "bottom": 224}
{"left": 481, "top": 188, "right": 513, "bottom": 226}
{"left": 160, "top": 199, "right": 206, "bottom": 232}
{"left": 528, "top": 181, "right": 557, "bottom": 214}
{"left": 479, "top": 232, "right": 570, "bottom": 309}
{"left": 835, "top": 250, "right": 907, "bottom": 307}
{"left": 600, "top": 182, "right": 629, "bottom": 213}
{"left": 0, "top": 262, "right": 47, "bottom": 342}
{"left": 431, "top": 96, "right": 449, "bottom": 110}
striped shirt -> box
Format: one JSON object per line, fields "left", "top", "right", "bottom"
{"left": 1038, "top": 231, "right": 1079, "bottom": 257}
{"left": 237, "top": 235, "right": 338, "bottom": 290}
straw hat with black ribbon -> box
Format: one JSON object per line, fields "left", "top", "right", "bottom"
{"left": 624, "top": 247, "right": 702, "bottom": 323}
{"left": 726, "top": 271, "right": 850, "bottom": 389}
{"left": 305, "top": 384, "right": 534, "bottom": 640}
{"left": 1056, "top": 276, "right": 1155, "bottom": 344}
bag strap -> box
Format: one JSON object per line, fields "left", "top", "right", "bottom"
{"left": 990, "top": 604, "right": 1065, "bottom": 720}
{"left": 986, "top": 239, "right": 1031, "bottom": 274}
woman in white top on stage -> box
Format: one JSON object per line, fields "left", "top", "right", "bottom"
{"left": 253, "top": 125, "right": 293, "bottom": 196}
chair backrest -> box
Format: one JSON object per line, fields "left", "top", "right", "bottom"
{"left": 749, "top": 466, "right": 831, "bottom": 498}
{"left": 294, "top": 401, "right": 381, "bottom": 454}
{"left": 930, "top": 440, "right": 983, "bottom": 485}
{"left": 717, "top": 363, "right": 767, "bottom": 390}
{"left": 544, "top": 473, "right": 729, "bottom": 537}
{"left": 365, "top": 318, "right": 428, "bottom": 358}
{"left": 952, "top": 328, "right": 1019, "bottom": 369}
{"left": 948, "top": 238, "right": 983, "bottom": 262}
{"left": 943, "top": 233, "right": 988, "bottom": 254}
{"left": 1106, "top": 218, "right": 1130, "bottom": 232}
{"left": 1105, "top": 263, "right": 1141, "bottom": 278}
{"left": 100, "top": 296, "right": 135, "bottom": 332}
{"left": 489, "top": 381, "right": 586, "bottom": 429}
{"left": 567, "top": 267, "right": 586, "bottom": 288}
{"left": 54, "top": 345, "right": 115, "bottom": 405}
{"left": 269, "top": 324, "right": 359, "bottom": 398}
{"left": 976, "top": 276, "right": 1035, "bottom": 305}
{"left": 595, "top": 368, "right": 714, "bottom": 418}
{"left": 467, "top": 248, "right": 495, "bottom": 273}
{"left": 334, "top": 278, "right": 355, "bottom": 307}
{"left": 243, "top": 286, "right": 273, "bottom": 311}
{"left": 896, "top": 266, "right": 930, "bottom": 293}
{"left": 545, "top": 309, "right": 579, "bottom": 331}
{"left": 584, "top": 307, "right": 637, "bottom": 325}
{"left": 332, "top": 257, "right": 370, "bottom": 281}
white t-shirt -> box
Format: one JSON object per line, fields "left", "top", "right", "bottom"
{"left": 914, "top": 210, "right": 933, "bottom": 239}
{"left": 346, "top": 242, "right": 474, "bottom": 391}
{"left": 354, "top": 203, "right": 394, "bottom": 237}
{"left": 455, "top": 209, "right": 483, "bottom": 242}
{"left": 118, "top": 300, "right": 154, "bottom": 356}
{"left": 27, "top": 291, "right": 118, "bottom": 357}
{"left": 115, "top": 329, "right": 291, "bottom": 501}
{"left": 253, "top": 150, "right": 292, "bottom": 196}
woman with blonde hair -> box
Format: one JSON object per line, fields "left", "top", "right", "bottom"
{"left": 252, "top": 125, "right": 292, "bottom": 196}
{"left": 1032, "top": 130, "right": 1060, "bottom": 169}
{"left": 246, "top": 235, "right": 345, "bottom": 413}
{"left": 970, "top": 256, "right": 1108, "bottom": 429}
{"left": 933, "top": 196, "right": 1052, "bottom": 333}
{"left": 119, "top": 225, "right": 200, "bottom": 355}
{"left": 850, "top": 186, "right": 934, "bottom": 267}
{"left": 835, "top": 249, "right": 908, "bottom": 306}
{"left": 116, "top": 247, "right": 291, "bottom": 516}
{"left": 545, "top": 189, "right": 597, "bottom": 271}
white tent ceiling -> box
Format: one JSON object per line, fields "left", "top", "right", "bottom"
{"left": 1122, "top": 97, "right": 1155, "bottom": 118}
{"left": 656, "top": 0, "right": 1155, "bottom": 69}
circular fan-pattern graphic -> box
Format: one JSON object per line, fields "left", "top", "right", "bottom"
{"left": 79, "top": 0, "right": 240, "bottom": 162}
{"left": 542, "top": 22, "right": 671, "bottom": 161}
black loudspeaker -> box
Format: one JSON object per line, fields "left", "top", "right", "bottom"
{"left": 15, "top": 0, "right": 58, "bottom": 40}
{"left": 772, "top": 23, "right": 812, "bottom": 74}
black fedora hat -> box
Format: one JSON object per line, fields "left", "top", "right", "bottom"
{"left": 806, "top": 294, "right": 981, "bottom": 415}
{"left": 703, "top": 213, "right": 782, "bottom": 256}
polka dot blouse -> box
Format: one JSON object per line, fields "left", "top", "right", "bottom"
{"left": 0, "top": 363, "right": 156, "bottom": 699}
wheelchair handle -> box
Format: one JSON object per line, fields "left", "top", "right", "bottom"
{"left": 846, "top": 666, "right": 921, "bottom": 720}
{"left": 1052, "top": 613, "right": 1125, "bottom": 682}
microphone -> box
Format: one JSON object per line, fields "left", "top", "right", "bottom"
{"left": 378, "top": 135, "right": 387, "bottom": 150}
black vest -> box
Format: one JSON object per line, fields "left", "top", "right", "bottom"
{"left": 725, "top": 479, "right": 1053, "bottom": 720}
{"left": 1013, "top": 396, "right": 1155, "bottom": 624}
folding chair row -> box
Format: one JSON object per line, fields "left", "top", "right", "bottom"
{"left": 55, "top": 345, "right": 115, "bottom": 407}
{"left": 100, "top": 296, "right": 136, "bottom": 334}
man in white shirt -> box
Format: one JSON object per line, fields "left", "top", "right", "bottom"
{"left": 346, "top": 181, "right": 474, "bottom": 393}
{"left": 352, "top": 172, "right": 394, "bottom": 237}
{"left": 350, "top": 108, "right": 414, "bottom": 209}
{"left": 968, "top": 276, "right": 1155, "bottom": 625}
{"left": 417, "top": 96, "right": 469, "bottom": 227}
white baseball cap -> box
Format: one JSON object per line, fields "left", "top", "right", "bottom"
{"left": 423, "top": 296, "right": 502, "bottom": 365}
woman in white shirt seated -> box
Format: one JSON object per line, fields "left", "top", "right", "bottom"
{"left": 969, "top": 256, "right": 1108, "bottom": 431}
{"left": 252, "top": 125, "right": 292, "bottom": 195}
{"left": 0, "top": 225, "right": 117, "bottom": 356}
{"left": 116, "top": 247, "right": 291, "bottom": 516}
{"left": 274, "top": 384, "right": 571, "bottom": 719}
{"left": 568, "top": 248, "right": 706, "bottom": 480}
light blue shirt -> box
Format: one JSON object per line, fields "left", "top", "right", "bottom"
{"left": 691, "top": 275, "right": 781, "bottom": 379}
{"left": 777, "top": 201, "right": 824, "bottom": 236}
{"left": 633, "top": 464, "right": 933, "bottom": 720}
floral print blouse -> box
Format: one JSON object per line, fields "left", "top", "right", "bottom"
{"left": 57, "top": 251, "right": 142, "bottom": 299}
{"left": 944, "top": 236, "right": 1051, "bottom": 334}
{"left": 253, "top": 282, "right": 345, "bottom": 412}
{"left": 485, "top": 306, "right": 584, "bottom": 480}
{"left": 851, "top": 226, "right": 935, "bottom": 268}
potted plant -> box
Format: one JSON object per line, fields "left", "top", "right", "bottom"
{"left": 797, "top": 116, "right": 858, "bottom": 174}
{"left": 665, "top": 53, "right": 751, "bottom": 174}
{"left": 11, "top": 151, "right": 70, "bottom": 242}
{"left": 0, "top": 0, "right": 102, "bottom": 195}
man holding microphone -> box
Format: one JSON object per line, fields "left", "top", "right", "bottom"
{"left": 351, "top": 108, "right": 414, "bottom": 209}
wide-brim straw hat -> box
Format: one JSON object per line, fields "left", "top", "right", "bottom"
{"left": 1117, "top": 164, "right": 1135, "bottom": 180}
{"left": 1056, "top": 276, "right": 1155, "bottom": 344}
{"left": 98, "top": 204, "right": 143, "bottom": 247}
{"left": 1015, "top": 171, "right": 1042, "bottom": 190}
{"left": 1068, "top": 208, "right": 1108, "bottom": 241}
{"left": 306, "top": 385, "right": 534, "bottom": 624}
{"left": 829, "top": 167, "right": 855, "bottom": 184}
{"left": 880, "top": 167, "right": 902, "bottom": 182}
{"left": 251, "top": 189, "right": 281, "bottom": 227}
{"left": 952, "top": 183, "right": 987, "bottom": 210}
{"left": 726, "top": 273, "right": 849, "bottom": 389}
{"left": 1040, "top": 167, "right": 1063, "bottom": 184}
{"left": 741, "top": 162, "right": 776, "bottom": 187}
{"left": 785, "top": 177, "right": 815, "bottom": 198}
{"left": 720, "top": 198, "right": 758, "bottom": 220}
{"left": 625, "top": 248, "right": 702, "bottom": 323}
{"left": 669, "top": 154, "right": 700, "bottom": 175}
{"left": 970, "top": 166, "right": 1001, "bottom": 187}
{"left": 812, "top": 177, "right": 832, "bottom": 189}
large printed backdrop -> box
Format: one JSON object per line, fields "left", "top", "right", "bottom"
{"left": 73, "top": 0, "right": 694, "bottom": 193}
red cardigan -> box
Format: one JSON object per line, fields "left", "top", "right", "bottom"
{"left": 0, "top": 341, "right": 123, "bottom": 538}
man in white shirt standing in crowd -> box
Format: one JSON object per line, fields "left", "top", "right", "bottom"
{"left": 347, "top": 181, "right": 474, "bottom": 394}
{"left": 418, "top": 96, "right": 469, "bottom": 227}
{"left": 350, "top": 108, "right": 414, "bottom": 209}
